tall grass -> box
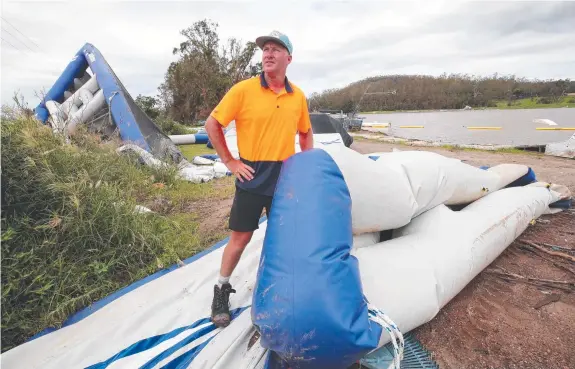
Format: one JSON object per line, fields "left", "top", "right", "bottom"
{"left": 0, "top": 117, "right": 215, "bottom": 351}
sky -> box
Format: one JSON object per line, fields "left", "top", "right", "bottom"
{"left": 1, "top": 0, "right": 574, "bottom": 108}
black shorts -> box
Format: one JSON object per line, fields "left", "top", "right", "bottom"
{"left": 229, "top": 187, "right": 273, "bottom": 232}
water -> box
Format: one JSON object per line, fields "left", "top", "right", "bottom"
{"left": 363, "top": 108, "right": 575, "bottom": 146}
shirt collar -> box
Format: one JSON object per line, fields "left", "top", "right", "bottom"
{"left": 260, "top": 72, "right": 293, "bottom": 93}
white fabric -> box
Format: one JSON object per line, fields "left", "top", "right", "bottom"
{"left": 2, "top": 148, "right": 566, "bottom": 369}
{"left": 116, "top": 144, "right": 231, "bottom": 184}
{"left": 325, "top": 147, "right": 530, "bottom": 234}
{"left": 545, "top": 133, "right": 575, "bottom": 159}
{"left": 352, "top": 184, "right": 561, "bottom": 344}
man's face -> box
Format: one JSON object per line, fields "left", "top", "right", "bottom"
{"left": 262, "top": 41, "right": 291, "bottom": 75}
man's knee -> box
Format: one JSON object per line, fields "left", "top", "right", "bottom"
{"left": 228, "top": 231, "right": 253, "bottom": 250}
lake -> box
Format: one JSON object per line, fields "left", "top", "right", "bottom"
{"left": 362, "top": 108, "right": 575, "bottom": 146}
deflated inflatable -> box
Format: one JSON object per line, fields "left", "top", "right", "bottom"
{"left": 2, "top": 146, "right": 569, "bottom": 369}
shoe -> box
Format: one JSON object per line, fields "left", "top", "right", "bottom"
{"left": 211, "top": 283, "right": 236, "bottom": 327}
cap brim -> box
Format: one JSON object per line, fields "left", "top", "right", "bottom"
{"left": 256, "top": 36, "right": 289, "bottom": 53}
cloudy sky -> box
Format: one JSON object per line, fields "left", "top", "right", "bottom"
{"left": 1, "top": 0, "right": 574, "bottom": 107}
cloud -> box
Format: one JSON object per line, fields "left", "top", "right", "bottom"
{"left": 1, "top": 1, "right": 574, "bottom": 108}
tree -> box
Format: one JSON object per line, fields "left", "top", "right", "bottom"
{"left": 135, "top": 94, "right": 161, "bottom": 120}
{"left": 159, "top": 19, "right": 261, "bottom": 123}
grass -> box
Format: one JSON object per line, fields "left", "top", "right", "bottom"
{"left": 495, "top": 96, "right": 575, "bottom": 109}
{"left": 438, "top": 144, "right": 538, "bottom": 155}
{"left": 0, "top": 116, "right": 233, "bottom": 352}
{"left": 179, "top": 144, "right": 217, "bottom": 159}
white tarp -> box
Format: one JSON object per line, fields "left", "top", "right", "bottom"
{"left": 545, "top": 133, "right": 575, "bottom": 159}
{"left": 2, "top": 147, "right": 567, "bottom": 369}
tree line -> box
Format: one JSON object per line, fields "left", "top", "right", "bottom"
{"left": 307, "top": 74, "right": 575, "bottom": 113}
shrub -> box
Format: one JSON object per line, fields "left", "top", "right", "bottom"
{"left": 537, "top": 97, "right": 552, "bottom": 104}
{"left": 0, "top": 117, "right": 187, "bottom": 351}
{"left": 154, "top": 117, "right": 191, "bottom": 135}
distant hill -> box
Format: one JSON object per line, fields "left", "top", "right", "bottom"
{"left": 307, "top": 74, "right": 575, "bottom": 113}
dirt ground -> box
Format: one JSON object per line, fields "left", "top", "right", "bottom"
{"left": 197, "top": 140, "right": 575, "bottom": 369}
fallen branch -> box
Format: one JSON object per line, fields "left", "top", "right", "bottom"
{"left": 519, "top": 240, "right": 575, "bottom": 263}
{"left": 517, "top": 245, "right": 575, "bottom": 277}
{"left": 486, "top": 268, "right": 575, "bottom": 292}
{"left": 542, "top": 243, "right": 575, "bottom": 254}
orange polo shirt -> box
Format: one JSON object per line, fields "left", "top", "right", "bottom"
{"left": 210, "top": 73, "right": 311, "bottom": 196}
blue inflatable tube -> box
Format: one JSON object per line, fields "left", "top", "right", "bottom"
{"left": 193, "top": 134, "right": 209, "bottom": 144}
{"left": 34, "top": 48, "right": 88, "bottom": 123}
{"left": 252, "top": 149, "right": 382, "bottom": 369}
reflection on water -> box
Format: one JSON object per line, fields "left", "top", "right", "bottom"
{"left": 362, "top": 108, "right": 575, "bottom": 145}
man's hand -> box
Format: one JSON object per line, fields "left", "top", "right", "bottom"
{"left": 225, "top": 158, "right": 255, "bottom": 182}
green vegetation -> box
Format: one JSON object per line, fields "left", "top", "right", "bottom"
{"left": 309, "top": 74, "right": 574, "bottom": 113}
{"left": 495, "top": 96, "right": 575, "bottom": 109}
{"left": 179, "top": 144, "right": 217, "bottom": 158}
{"left": 0, "top": 116, "right": 233, "bottom": 352}
{"left": 438, "top": 144, "right": 537, "bottom": 155}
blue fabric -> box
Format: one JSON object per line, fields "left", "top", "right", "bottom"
{"left": 80, "top": 43, "right": 151, "bottom": 152}
{"left": 193, "top": 134, "right": 209, "bottom": 144}
{"left": 34, "top": 48, "right": 88, "bottom": 122}
{"left": 199, "top": 154, "right": 219, "bottom": 161}
{"left": 506, "top": 167, "right": 537, "bottom": 188}
{"left": 159, "top": 339, "right": 211, "bottom": 369}
{"left": 85, "top": 306, "right": 247, "bottom": 369}
{"left": 252, "top": 148, "right": 382, "bottom": 369}
{"left": 206, "top": 140, "right": 213, "bottom": 149}
{"left": 368, "top": 155, "right": 380, "bottom": 161}
{"left": 550, "top": 198, "right": 572, "bottom": 209}
{"left": 85, "top": 318, "right": 212, "bottom": 369}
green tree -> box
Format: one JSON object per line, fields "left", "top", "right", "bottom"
{"left": 135, "top": 94, "right": 161, "bottom": 120}
{"left": 159, "top": 19, "right": 260, "bottom": 124}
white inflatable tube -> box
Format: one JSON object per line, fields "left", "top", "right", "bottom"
{"left": 66, "top": 89, "right": 105, "bottom": 134}
{"left": 323, "top": 146, "right": 530, "bottom": 234}
{"left": 169, "top": 134, "right": 198, "bottom": 145}
{"left": 59, "top": 74, "right": 99, "bottom": 114}
{"left": 45, "top": 100, "right": 66, "bottom": 132}
{"left": 354, "top": 183, "right": 560, "bottom": 341}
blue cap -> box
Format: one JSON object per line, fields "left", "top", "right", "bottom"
{"left": 256, "top": 31, "right": 293, "bottom": 55}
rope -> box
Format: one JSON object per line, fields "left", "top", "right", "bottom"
{"left": 367, "top": 303, "right": 405, "bottom": 369}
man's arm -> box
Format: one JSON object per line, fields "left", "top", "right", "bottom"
{"left": 298, "top": 95, "right": 314, "bottom": 151}
{"left": 205, "top": 116, "right": 234, "bottom": 164}
{"left": 205, "top": 116, "right": 254, "bottom": 182}
{"left": 298, "top": 128, "right": 313, "bottom": 151}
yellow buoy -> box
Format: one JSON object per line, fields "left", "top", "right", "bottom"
{"left": 535, "top": 127, "right": 575, "bottom": 131}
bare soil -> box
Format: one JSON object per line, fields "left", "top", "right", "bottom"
{"left": 352, "top": 140, "right": 575, "bottom": 369}
{"left": 196, "top": 141, "right": 575, "bottom": 369}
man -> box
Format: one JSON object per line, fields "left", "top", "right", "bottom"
{"left": 205, "top": 31, "right": 314, "bottom": 327}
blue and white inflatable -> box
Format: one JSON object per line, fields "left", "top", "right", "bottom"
{"left": 2, "top": 142, "right": 570, "bottom": 369}
{"left": 34, "top": 43, "right": 232, "bottom": 183}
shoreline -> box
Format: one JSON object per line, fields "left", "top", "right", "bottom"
{"left": 350, "top": 131, "right": 546, "bottom": 153}
{"left": 361, "top": 105, "right": 574, "bottom": 115}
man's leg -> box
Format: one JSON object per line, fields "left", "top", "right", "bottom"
{"left": 211, "top": 188, "right": 264, "bottom": 327}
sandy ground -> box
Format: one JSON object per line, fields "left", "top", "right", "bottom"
{"left": 197, "top": 140, "right": 575, "bottom": 369}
